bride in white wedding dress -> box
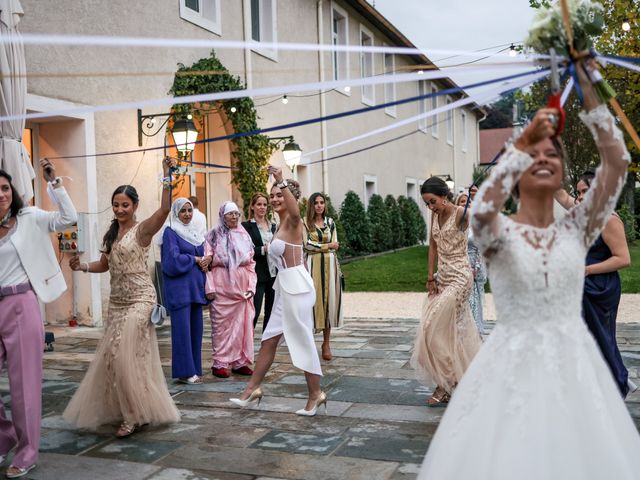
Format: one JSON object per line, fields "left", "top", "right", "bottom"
{"left": 418, "top": 59, "right": 640, "bottom": 479}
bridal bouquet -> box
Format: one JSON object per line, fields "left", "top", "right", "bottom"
{"left": 525, "top": 0, "right": 604, "bottom": 56}
{"left": 524, "top": 0, "right": 614, "bottom": 102}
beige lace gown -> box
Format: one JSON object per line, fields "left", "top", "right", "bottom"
{"left": 411, "top": 210, "right": 482, "bottom": 393}
{"left": 63, "top": 224, "right": 180, "bottom": 430}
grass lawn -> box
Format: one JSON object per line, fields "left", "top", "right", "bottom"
{"left": 343, "top": 244, "right": 640, "bottom": 293}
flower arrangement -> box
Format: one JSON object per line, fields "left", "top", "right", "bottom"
{"left": 524, "top": 0, "right": 614, "bottom": 102}
{"left": 525, "top": 0, "right": 605, "bottom": 56}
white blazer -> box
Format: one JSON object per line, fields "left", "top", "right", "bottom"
{"left": 10, "top": 185, "right": 78, "bottom": 303}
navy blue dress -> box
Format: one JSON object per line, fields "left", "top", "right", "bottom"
{"left": 161, "top": 228, "right": 207, "bottom": 379}
{"left": 583, "top": 234, "right": 629, "bottom": 397}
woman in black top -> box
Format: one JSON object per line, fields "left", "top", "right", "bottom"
{"left": 242, "top": 193, "right": 277, "bottom": 331}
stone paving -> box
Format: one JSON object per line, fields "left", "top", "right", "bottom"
{"left": 4, "top": 306, "right": 640, "bottom": 479}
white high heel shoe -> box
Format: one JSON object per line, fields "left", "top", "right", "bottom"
{"left": 628, "top": 379, "right": 638, "bottom": 395}
{"left": 230, "top": 387, "right": 263, "bottom": 408}
{"left": 295, "top": 392, "right": 327, "bottom": 417}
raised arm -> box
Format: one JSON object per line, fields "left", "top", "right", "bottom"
{"left": 34, "top": 159, "right": 78, "bottom": 231}
{"left": 268, "top": 165, "right": 300, "bottom": 228}
{"left": 554, "top": 188, "right": 575, "bottom": 211}
{"left": 138, "top": 157, "right": 177, "bottom": 247}
{"left": 566, "top": 62, "right": 630, "bottom": 247}
{"left": 471, "top": 108, "right": 557, "bottom": 256}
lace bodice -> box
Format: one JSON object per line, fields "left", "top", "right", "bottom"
{"left": 472, "top": 104, "right": 630, "bottom": 327}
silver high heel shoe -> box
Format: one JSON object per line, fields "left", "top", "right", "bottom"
{"left": 295, "top": 391, "right": 327, "bottom": 417}
{"left": 230, "top": 387, "right": 263, "bottom": 408}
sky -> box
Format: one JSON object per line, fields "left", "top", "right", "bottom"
{"left": 372, "top": 0, "right": 539, "bottom": 88}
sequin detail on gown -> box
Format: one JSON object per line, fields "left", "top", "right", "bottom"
{"left": 63, "top": 224, "right": 180, "bottom": 429}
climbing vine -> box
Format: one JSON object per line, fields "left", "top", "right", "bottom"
{"left": 169, "top": 51, "right": 277, "bottom": 215}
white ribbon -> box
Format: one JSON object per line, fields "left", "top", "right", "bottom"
{"left": 0, "top": 65, "right": 536, "bottom": 123}
{"left": 300, "top": 69, "right": 550, "bottom": 162}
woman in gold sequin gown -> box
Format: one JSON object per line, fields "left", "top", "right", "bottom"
{"left": 411, "top": 177, "right": 481, "bottom": 406}
{"left": 65, "top": 158, "right": 181, "bottom": 437}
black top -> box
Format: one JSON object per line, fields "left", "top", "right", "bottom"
{"left": 242, "top": 219, "right": 276, "bottom": 282}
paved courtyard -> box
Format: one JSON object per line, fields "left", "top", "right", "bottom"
{"left": 4, "top": 293, "right": 640, "bottom": 479}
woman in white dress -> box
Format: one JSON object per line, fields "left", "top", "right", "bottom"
{"left": 230, "top": 166, "right": 325, "bottom": 416}
{"left": 418, "top": 59, "right": 640, "bottom": 479}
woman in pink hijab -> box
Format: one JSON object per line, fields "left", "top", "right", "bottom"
{"left": 205, "top": 201, "right": 257, "bottom": 378}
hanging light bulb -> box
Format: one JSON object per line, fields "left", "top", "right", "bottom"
{"left": 344, "top": 85, "right": 351, "bottom": 93}
{"left": 622, "top": 18, "right": 631, "bottom": 31}
{"left": 509, "top": 44, "right": 517, "bottom": 57}
{"left": 417, "top": 70, "right": 424, "bottom": 75}
{"left": 230, "top": 106, "right": 237, "bottom": 113}
{"left": 187, "top": 113, "right": 193, "bottom": 120}
{"left": 282, "top": 95, "right": 289, "bottom": 105}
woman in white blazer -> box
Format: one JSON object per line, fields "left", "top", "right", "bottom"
{"left": 0, "top": 159, "right": 77, "bottom": 479}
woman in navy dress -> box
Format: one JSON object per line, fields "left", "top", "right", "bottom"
{"left": 160, "top": 198, "right": 209, "bottom": 384}
{"left": 556, "top": 171, "right": 631, "bottom": 396}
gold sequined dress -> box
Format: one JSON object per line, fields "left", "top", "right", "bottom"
{"left": 411, "top": 209, "right": 481, "bottom": 392}
{"left": 64, "top": 224, "right": 180, "bottom": 430}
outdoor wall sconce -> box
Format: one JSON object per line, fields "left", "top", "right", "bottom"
{"left": 137, "top": 109, "right": 199, "bottom": 155}
{"left": 270, "top": 136, "right": 302, "bottom": 172}
{"left": 433, "top": 174, "right": 455, "bottom": 191}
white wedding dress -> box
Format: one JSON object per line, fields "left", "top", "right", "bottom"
{"left": 418, "top": 105, "right": 640, "bottom": 479}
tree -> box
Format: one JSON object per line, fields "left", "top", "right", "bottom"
{"left": 367, "top": 194, "right": 392, "bottom": 252}
{"left": 384, "top": 195, "right": 405, "bottom": 249}
{"left": 339, "top": 191, "right": 371, "bottom": 257}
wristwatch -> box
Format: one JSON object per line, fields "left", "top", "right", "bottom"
{"left": 276, "top": 179, "right": 288, "bottom": 189}
{"left": 49, "top": 177, "right": 63, "bottom": 188}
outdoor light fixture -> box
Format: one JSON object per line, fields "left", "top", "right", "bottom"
{"left": 344, "top": 86, "right": 351, "bottom": 93}
{"left": 171, "top": 117, "right": 199, "bottom": 155}
{"left": 270, "top": 136, "right": 302, "bottom": 171}
{"left": 434, "top": 174, "right": 455, "bottom": 191}
{"left": 509, "top": 44, "right": 517, "bottom": 57}
{"left": 622, "top": 18, "right": 631, "bottom": 31}
{"left": 137, "top": 109, "right": 199, "bottom": 153}
{"left": 282, "top": 95, "right": 289, "bottom": 105}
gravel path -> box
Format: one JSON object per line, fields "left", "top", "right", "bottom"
{"left": 344, "top": 292, "right": 640, "bottom": 323}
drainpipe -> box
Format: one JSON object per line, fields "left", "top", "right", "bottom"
{"left": 317, "top": 0, "right": 328, "bottom": 192}
{"left": 242, "top": 0, "right": 253, "bottom": 90}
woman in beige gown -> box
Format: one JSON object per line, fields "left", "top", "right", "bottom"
{"left": 65, "top": 158, "right": 180, "bottom": 437}
{"left": 411, "top": 177, "right": 481, "bottom": 406}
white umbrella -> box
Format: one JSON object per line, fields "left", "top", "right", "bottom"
{"left": 0, "top": 0, "right": 34, "bottom": 203}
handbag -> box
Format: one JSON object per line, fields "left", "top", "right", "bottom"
{"left": 151, "top": 303, "right": 168, "bottom": 326}
{"left": 150, "top": 243, "right": 168, "bottom": 327}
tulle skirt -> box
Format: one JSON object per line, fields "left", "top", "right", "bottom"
{"left": 418, "top": 319, "right": 640, "bottom": 479}
{"left": 63, "top": 301, "right": 180, "bottom": 430}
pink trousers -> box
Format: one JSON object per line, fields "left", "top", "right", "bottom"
{"left": 0, "top": 290, "right": 43, "bottom": 468}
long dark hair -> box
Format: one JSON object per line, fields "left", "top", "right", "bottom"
{"left": 102, "top": 185, "right": 139, "bottom": 254}
{"left": 0, "top": 169, "right": 24, "bottom": 217}
{"left": 577, "top": 170, "right": 595, "bottom": 189}
{"left": 421, "top": 177, "right": 450, "bottom": 198}
{"left": 306, "top": 192, "right": 327, "bottom": 228}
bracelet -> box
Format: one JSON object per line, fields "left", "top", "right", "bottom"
{"left": 427, "top": 278, "right": 435, "bottom": 282}
{"left": 160, "top": 176, "right": 172, "bottom": 190}
{"left": 82, "top": 262, "right": 90, "bottom": 273}
{"left": 275, "top": 179, "right": 288, "bottom": 189}
{"left": 49, "top": 177, "right": 63, "bottom": 188}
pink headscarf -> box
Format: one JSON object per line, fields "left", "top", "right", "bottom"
{"left": 206, "top": 201, "right": 254, "bottom": 285}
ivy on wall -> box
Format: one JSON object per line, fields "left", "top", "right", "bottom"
{"left": 169, "top": 51, "right": 277, "bottom": 215}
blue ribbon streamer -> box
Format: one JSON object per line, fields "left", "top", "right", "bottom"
{"left": 48, "top": 67, "right": 549, "bottom": 162}
{"left": 567, "top": 61, "right": 584, "bottom": 105}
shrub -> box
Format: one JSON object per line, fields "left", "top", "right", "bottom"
{"left": 384, "top": 195, "right": 405, "bottom": 249}
{"left": 340, "top": 191, "right": 371, "bottom": 256}
{"left": 396, "top": 196, "right": 426, "bottom": 246}
{"left": 367, "top": 194, "right": 392, "bottom": 252}
{"left": 617, "top": 203, "right": 638, "bottom": 242}
{"left": 325, "top": 194, "right": 347, "bottom": 260}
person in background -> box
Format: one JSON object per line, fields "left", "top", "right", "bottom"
{"left": 204, "top": 201, "right": 256, "bottom": 378}
{"left": 0, "top": 160, "right": 77, "bottom": 479}
{"left": 456, "top": 191, "right": 487, "bottom": 335}
{"left": 159, "top": 197, "right": 209, "bottom": 385}
{"left": 556, "top": 171, "right": 633, "bottom": 397}
{"left": 303, "top": 192, "right": 343, "bottom": 361}
{"left": 65, "top": 157, "right": 180, "bottom": 438}
{"left": 189, "top": 196, "right": 207, "bottom": 239}
{"left": 242, "top": 193, "right": 277, "bottom": 331}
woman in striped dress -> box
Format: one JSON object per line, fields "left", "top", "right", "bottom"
{"left": 303, "top": 193, "right": 343, "bottom": 361}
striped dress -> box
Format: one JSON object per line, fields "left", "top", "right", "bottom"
{"left": 303, "top": 217, "right": 343, "bottom": 331}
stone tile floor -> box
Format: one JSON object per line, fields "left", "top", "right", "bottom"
{"left": 4, "top": 314, "right": 640, "bottom": 479}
